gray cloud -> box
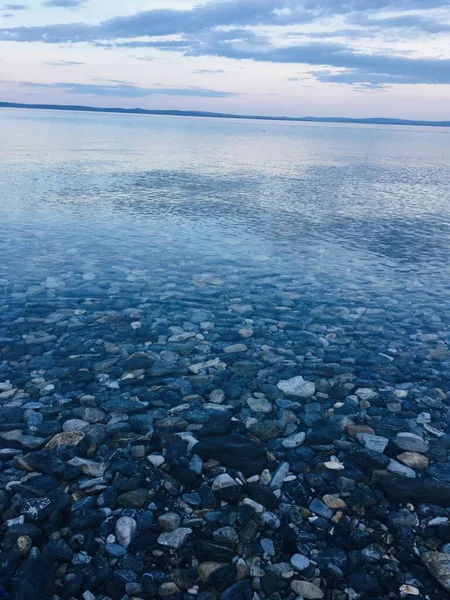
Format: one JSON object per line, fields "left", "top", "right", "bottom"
{"left": 1, "top": 0, "right": 449, "bottom": 44}
{"left": 352, "top": 14, "right": 450, "bottom": 33}
{"left": 45, "top": 59, "right": 84, "bottom": 65}
{"left": 42, "top": 0, "right": 85, "bottom": 7}
{"left": 184, "top": 40, "right": 450, "bottom": 85}
{"left": 3, "top": 3, "right": 27, "bottom": 9}
{"left": 19, "top": 80, "right": 238, "bottom": 98}
{"left": 193, "top": 69, "right": 226, "bottom": 74}
{"left": 0, "top": 0, "right": 449, "bottom": 87}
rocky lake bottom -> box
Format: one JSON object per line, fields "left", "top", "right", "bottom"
{"left": 1, "top": 110, "right": 450, "bottom": 600}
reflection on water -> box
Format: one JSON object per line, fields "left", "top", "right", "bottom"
{"left": 1, "top": 108, "right": 450, "bottom": 385}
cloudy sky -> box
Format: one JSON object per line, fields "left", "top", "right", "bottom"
{"left": 0, "top": 0, "right": 449, "bottom": 119}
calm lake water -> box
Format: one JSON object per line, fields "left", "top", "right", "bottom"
{"left": 1, "top": 108, "right": 450, "bottom": 385}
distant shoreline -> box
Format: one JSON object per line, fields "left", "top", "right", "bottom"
{"left": 1, "top": 101, "right": 449, "bottom": 128}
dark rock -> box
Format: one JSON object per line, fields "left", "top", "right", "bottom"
{"left": 220, "top": 579, "right": 252, "bottom": 600}
{"left": 193, "top": 435, "right": 267, "bottom": 476}
{"left": 283, "top": 480, "right": 312, "bottom": 505}
{"left": 10, "top": 558, "right": 54, "bottom": 600}
{"left": 198, "top": 414, "right": 232, "bottom": 438}
{"left": 261, "top": 572, "right": 278, "bottom": 596}
{"left": 374, "top": 472, "right": 450, "bottom": 506}
{"left": 345, "top": 446, "right": 390, "bottom": 470}
{"left": 208, "top": 565, "right": 238, "bottom": 591}
{"left": 426, "top": 464, "right": 450, "bottom": 483}
{"left": 245, "top": 483, "right": 279, "bottom": 509}
{"left": 193, "top": 540, "right": 235, "bottom": 562}
{"left": 42, "top": 539, "right": 74, "bottom": 563}
{"left": 307, "top": 420, "right": 343, "bottom": 444}
{"left": 348, "top": 571, "right": 381, "bottom": 595}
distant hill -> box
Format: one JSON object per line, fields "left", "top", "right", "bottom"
{"left": 1, "top": 101, "right": 449, "bottom": 128}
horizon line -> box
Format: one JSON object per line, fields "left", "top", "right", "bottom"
{"left": 1, "top": 101, "right": 449, "bottom": 129}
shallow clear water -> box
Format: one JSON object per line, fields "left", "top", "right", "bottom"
{"left": 1, "top": 108, "right": 450, "bottom": 386}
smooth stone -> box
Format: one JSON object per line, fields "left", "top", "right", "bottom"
{"left": 290, "top": 554, "right": 311, "bottom": 571}
{"left": 422, "top": 552, "right": 450, "bottom": 592}
{"left": 270, "top": 462, "right": 290, "bottom": 490}
{"left": 277, "top": 376, "right": 316, "bottom": 398}
{"left": 209, "top": 389, "right": 226, "bottom": 404}
{"left": 213, "top": 527, "right": 239, "bottom": 546}
{"left": 282, "top": 432, "right": 306, "bottom": 448}
{"left": 355, "top": 388, "right": 378, "bottom": 401}
{"left": 291, "top": 580, "right": 324, "bottom": 599}
{"left": 397, "top": 452, "right": 429, "bottom": 469}
{"left": 67, "top": 457, "right": 106, "bottom": 477}
{"left": 309, "top": 498, "right": 333, "bottom": 519}
{"left": 322, "top": 495, "right": 346, "bottom": 509}
{"left": 44, "top": 431, "right": 85, "bottom": 449}
{"left": 399, "top": 584, "right": 420, "bottom": 596}
{"left": 357, "top": 433, "right": 389, "bottom": 453}
{"left": 158, "top": 528, "right": 192, "bottom": 549}
{"left": 63, "top": 419, "right": 89, "bottom": 432}
{"left": 394, "top": 432, "right": 429, "bottom": 453}
{"left": 388, "top": 459, "right": 417, "bottom": 478}
{"left": 224, "top": 344, "right": 247, "bottom": 353}
{"left": 346, "top": 425, "right": 375, "bottom": 437}
{"left": 115, "top": 516, "right": 137, "bottom": 548}
{"left": 148, "top": 454, "right": 165, "bottom": 467}
{"left": 246, "top": 397, "right": 272, "bottom": 414}
{"left": 158, "top": 513, "right": 182, "bottom": 532}
{"left": 212, "top": 474, "right": 237, "bottom": 491}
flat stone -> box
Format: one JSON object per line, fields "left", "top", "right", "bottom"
{"left": 290, "top": 554, "right": 311, "bottom": 571}
{"left": 347, "top": 425, "right": 375, "bottom": 437}
{"left": 397, "top": 452, "right": 429, "bottom": 469}
{"left": 148, "top": 455, "right": 165, "bottom": 467}
{"left": 158, "top": 528, "right": 192, "bottom": 549}
{"left": 355, "top": 388, "right": 378, "bottom": 401}
{"left": 399, "top": 585, "right": 419, "bottom": 596}
{"left": 212, "top": 474, "right": 238, "bottom": 491}
{"left": 309, "top": 498, "right": 333, "bottom": 519}
{"left": 158, "top": 513, "right": 182, "bottom": 532}
{"left": 224, "top": 344, "right": 247, "bottom": 353}
{"left": 291, "top": 580, "right": 324, "bottom": 599}
{"left": 44, "top": 431, "right": 85, "bottom": 450}
{"left": 394, "top": 432, "right": 429, "bottom": 453}
{"left": 213, "top": 527, "right": 239, "bottom": 546}
{"left": 246, "top": 397, "right": 273, "bottom": 413}
{"left": 282, "top": 432, "right": 306, "bottom": 448}
{"left": 356, "top": 433, "right": 388, "bottom": 453}
{"left": 189, "top": 358, "right": 220, "bottom": 374}
{"left": 63, "top": 419, "right": 89, "bottom": 432}
{"left": 388, "top": 459, "right": 416, "bottom": 478}
{"left": 209, "top": 389, "right": 226, "bottom": 404}
{"left": 422, "top": 552, "right": 450, "bottom": 592}
{"left": 117, "top": 489, "right": 149, "bottom": 508}
{"left": 277, "top": 376, "right": 316, "bottom": 398}
{"left": 322, "top": 495, "right": 346, "bottom": 509}
{"left": 269, "top": 462, "right": 290, "bottom": 490}
{"left": 198, "top": 562, "right": 226, "bottom": 582}
{"left": 374, "top": 472, "right": 450, "bottom": 506}
{"left": 67, "top": 457, "right": 106, "bottom": 478}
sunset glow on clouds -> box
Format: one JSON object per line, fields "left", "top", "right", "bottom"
{"left": 1, "top": 0, "right": 449, "bottom": 118}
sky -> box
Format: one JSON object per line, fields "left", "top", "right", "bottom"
{"left": 0, "top": 0, "right": 449, "bottom": 119}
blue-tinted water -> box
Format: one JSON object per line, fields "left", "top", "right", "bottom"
{"left": 1, "top": 108, "right": 450, "bottom": 385}
{"left": 2, "top": 108, "right": 450, "bottom": 599}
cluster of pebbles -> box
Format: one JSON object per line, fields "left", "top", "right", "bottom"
{"left": 1, "top": 263, "right": 450, "bottom": 600}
